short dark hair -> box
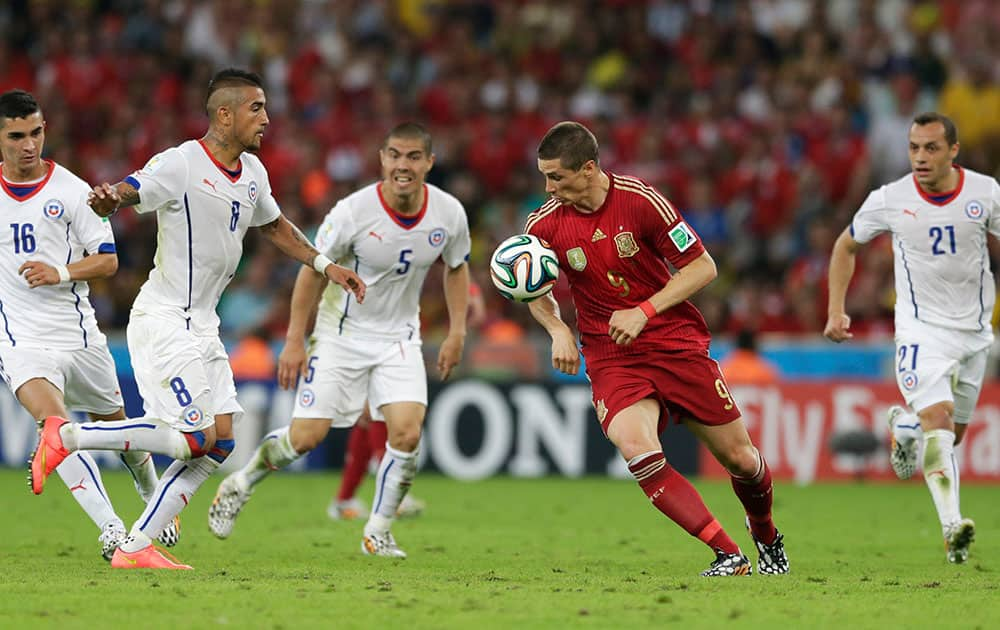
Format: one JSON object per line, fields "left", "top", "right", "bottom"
{"left": 384, "top": 122, "right": 432, "bottom": 154}
{"left": 912, "top": 112, "right": 958, "bottom": 146}
{"left": 206, "top": 68, "right": 264, "bottom": 103}
{"left": 537, "top": 121, "right": 599, "bottom": 171}
{"left": 0, "top": 90, "right": 41, "bottom": 125}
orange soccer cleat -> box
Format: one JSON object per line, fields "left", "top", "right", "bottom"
{"left": 110, "top": 544, "right": 193, "bottom": 570}
{"left": 28, "top": 416, "right": 70, "bottom": 495}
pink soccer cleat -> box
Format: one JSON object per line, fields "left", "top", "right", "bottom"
{"left": 28, "top": 416, "right": 70, "bottom": 495}
{"left": 110, "top": 544, "right": 193, "bottom": 570}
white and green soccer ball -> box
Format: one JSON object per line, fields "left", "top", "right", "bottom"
{"left": 489, "top": 234, "right": 559, "bottom": 303}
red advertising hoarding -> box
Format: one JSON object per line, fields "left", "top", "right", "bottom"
{"left": 699, "top": 382, "right": 1000, "bottom": 482}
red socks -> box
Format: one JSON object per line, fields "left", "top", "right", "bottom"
{"left": 368, "top": 420, "right": 387, "bottom": 462}
{"left": 629, "top": 451, "right": 739, "bottom": 554}
{"left": 731, "top": 451, "right": 777, "bottom": 544}
{"left": 337, "top": 424, "right": 371, "bottom": 501}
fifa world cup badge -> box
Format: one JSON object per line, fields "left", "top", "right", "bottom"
{"left": 567, "top": 247, "right": 587, "bottom": 271}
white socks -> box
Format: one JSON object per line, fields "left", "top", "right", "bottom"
{"left": 125, "top": 455, "right": 220, "bottom": 547}
{"left": 56, "top": 451, "right": 121, "bottom": 530}
{"left": 61, "top": 418, "right": 191, "bottom": 460}
{"left": 365, "top": 444, "right": 418, "bottom": 534}
{"left": 922, "top": 429, "right": 961, "bottom": 530}
{"left": 240, "top": 427, "right": 301, "bottom": 488}
{"left": 120, "top": 451, "right": 160, "bottom": 502}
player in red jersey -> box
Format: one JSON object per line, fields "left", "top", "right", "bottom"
{"left": 525, "top": 121, "right": 789, "bottom": 576}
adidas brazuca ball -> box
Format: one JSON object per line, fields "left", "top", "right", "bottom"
{"left": 490, "top": 234, "right": 560, "bottom": 303}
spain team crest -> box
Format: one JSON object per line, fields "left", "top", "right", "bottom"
{"left": 614, "top": 231, "right": 639, "bottom": 258}
{"left": 566, "top": 247, "right": 587, "bottom": 271}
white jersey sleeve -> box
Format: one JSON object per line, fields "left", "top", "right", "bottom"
{"left": 70, "top": 191, "right": 116, "bottom": 255}
{"left": 315, "top": 199, "right": 358, "bottom": 262}
{"left": 988, "top": 179, "right": 1000, "bottom": 240}
{"left": 127, "top": 148, "right": 189, "bottom": 215}
{"left": 850, "top": 188, "right": 890, "bottom": 244}
{"left": 440, "top": 202, "right": 471, "bottom": 269}
{"left": 245, "top": 155, "right": 281, "bottom": 227}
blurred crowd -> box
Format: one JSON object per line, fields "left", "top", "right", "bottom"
{"left": 3, "top": 0, "right": 1000, "bottom": 379}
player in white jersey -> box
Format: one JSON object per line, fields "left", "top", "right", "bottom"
{"left": 0, "top": 89, "right": 173, "bottom": 560}
{"left": 28, "top": 69, "right": 366, "bottom": 570}
{"left": 825, "top": 112, "right": 1000, "bottom": 563}
{"left": 208, "top": 123, "right": 471, "bottom": 558}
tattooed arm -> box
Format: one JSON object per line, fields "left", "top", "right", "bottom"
{"left": 258, "top": 215, "right": 367, "bottom": 303}
{"left": 88, "top": 182, "right": 140, "bottom": 217}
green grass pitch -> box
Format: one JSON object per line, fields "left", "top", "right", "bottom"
{"left": 1, "top": 469, "right": 997, "bottom": 629}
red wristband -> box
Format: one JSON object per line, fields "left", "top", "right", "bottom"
{"left": 638, "top": 300, "right": 656, "bottom": 319}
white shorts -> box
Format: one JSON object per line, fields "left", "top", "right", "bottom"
{"left": 0, "top": 342, "right": 124, "bottom": 415}
{"left": 292, "top": 336, "right": 426, "bottom": 427}
{"left": 127, "top": 313, "right": 243, "bottom": 431}
{"left": 894, "top": 319, "right": 991, "bottom": 424}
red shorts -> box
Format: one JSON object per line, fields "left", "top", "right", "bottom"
{"left": 586, "top": 350, "right": 742, "bottom": 435}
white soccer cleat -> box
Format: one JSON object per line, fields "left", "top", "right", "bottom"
{"left": 208, "top": 474, "right": 252, "bottom": 539}
{"left": 887, "top": 405, "right": 918, "bottom": 480}
{"left": 945, "top": 518, "right": 975, "bottom": 564}
{"left": 361, "top": 530, "right": 407, "bottom": 558}
{"left": 396, "top": 494, "right": 425, "bottom": 519}
{"left": 745, "top": 517, "right": 789, "bottom": 575}
{"left": 157, "top": 515, "right": 181, "bottom": 547}
{"left": 99, "top": 521, "right": 127, "bottom": 561}
{"left": 327, "top": 497, "right": 368, "bottom": 521}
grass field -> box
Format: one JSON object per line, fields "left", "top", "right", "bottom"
{"left": 1, "top": 469, "right": 996, "bottom": 629}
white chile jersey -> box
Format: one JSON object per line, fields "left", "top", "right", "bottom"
{"left": 314, "top": 182, "right": 470, "bottom": 342}
{"left": 851, "top": 167, "right": 1000, "bottom": 332}
{"left": 0, "top": 160, "right": 115, "bottom": 349}
{"left": 126, "top": 140, "right": 281, "bottom": 334}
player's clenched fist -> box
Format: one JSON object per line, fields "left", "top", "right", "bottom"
{"left": 18, "top": 261, "right": 61, "bottom": 287}
{"left": 87, "top": 182, "right": 120, "bottom": 217}
{"left": 823, "top": 312, "right": 852, "bottom": 343}
{"left": 324, "top": 264, "right": 366, "bottom": 303}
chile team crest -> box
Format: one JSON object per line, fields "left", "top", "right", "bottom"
{"left": 42, "top": 199, "right": 65, "bottom": 220}
{"left": 300, "top": 389, "right": 315, "bottom": 407}
{"left": 183, "top": 406, "right": 204, "bottom": 426}
{"left": 248, "top": 181, "right": 258, "bottom": 203}
{"left": 965, "top": 200, "right": 984, "bottom": 220}
{"left": 428, "top": 228, "right": 446, "bottom": 247}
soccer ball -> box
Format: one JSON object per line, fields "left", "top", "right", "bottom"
{"left": 490, "top": 234, "right": 560, "bottom": 302}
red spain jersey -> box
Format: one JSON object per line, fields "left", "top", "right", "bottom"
{"left": 525, "top": 172, "right": 712, "bottom": 364}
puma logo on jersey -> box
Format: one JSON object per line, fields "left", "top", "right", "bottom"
{"left": 903, "top": 208, "right": 917, "bottom": 218}
{"left": 592, "top": 228, "right": 606, "bottom": 242}
{"left": 69, "top": 478, "right": 87, "bottom": 492}
{"left": 368, "top": 231, "right": 383, "bottom": 242}
{"left": 203, "top": 178, "right": 218, "bottom": 192}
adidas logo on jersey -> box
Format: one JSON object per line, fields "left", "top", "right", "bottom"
{"left": 592, "top": 228, "right": 606, "bottom": 242}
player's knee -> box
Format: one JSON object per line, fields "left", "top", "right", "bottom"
{"left": 388, "top": 425, "right": 422, "bottom": 452}
{"left": 289, "top": 419, "right": 329, "bottom": 453}
{"left": 183, "top": 429, "right": 217, "bottom": 459}
{"left": 207, "top": 438, "right": 235, "bottom": 464}
{"left": 720, "top": 445, "right": 759, "bottom": 478}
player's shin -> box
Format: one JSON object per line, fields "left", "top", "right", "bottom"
{"left": 628, "top": 450, "right": 740, "bottom": 554}
{"left": 923, "top": 429, "right": 961, "bottom": 528}
{"left": 239, "top": 427, "right": 300, "bottom": 487}
{"left": 120, "top": 451, "right": 159, "bottom": 502}
{"left": 61, "top": 418, "right": 192, "bottom": 459}
{"left": 730, "top": 448, "right": 778, "bottom": 544}
{"left": 365, "top": 444, "right": 417, "bottom": 534}
{"left": 56, "top": 451, "right": 122, "bottom": 530}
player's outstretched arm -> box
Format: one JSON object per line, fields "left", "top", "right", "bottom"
{"left": 824, "top": 228, "right": 862, "bottom": 343}
{"left": 18, "top": 253, "right": 118, "bottom": 288}
{"left": 88, "top": 182, "right": 140, "bottom": 217}
{"left": 528, "top": 293, "right": 580, "bottom": 375}
{"left": 438, "top": 262, "right": 470, "bottom": 381}
{"left": 257, "top": 215, "right": 366, "bottom": 303}
{"left": 277, "top": 265, "right": 327, "bottom": 390}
